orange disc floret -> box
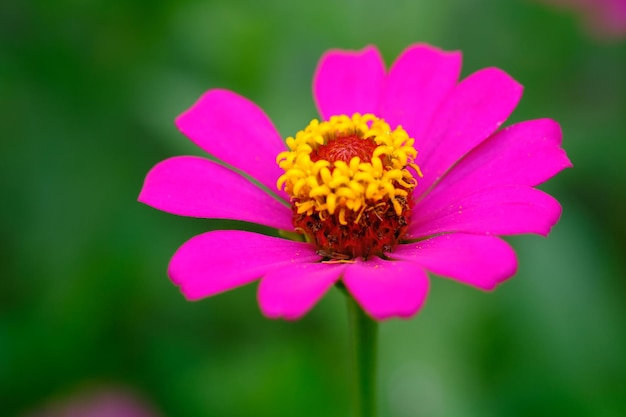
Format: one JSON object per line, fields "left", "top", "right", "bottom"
{"left": 276, "top": 113, "right": 422, "bottom": 260}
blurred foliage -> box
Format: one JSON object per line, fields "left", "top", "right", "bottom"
{"left": 1, "top": 0, "right": 625, "bottom": 416}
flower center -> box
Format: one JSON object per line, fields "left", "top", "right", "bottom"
{"left": 310, "top": 134, "right": 378, "bottom": 164}
{"left": 276, "top": 113, "right": 422, "bottom": 261}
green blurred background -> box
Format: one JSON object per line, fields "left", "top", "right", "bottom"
{"left": 2, "top": 0, "right": 625, "bottom": 416}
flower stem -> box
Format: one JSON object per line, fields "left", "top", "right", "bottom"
{"left": 346, "top": 294, "right": 378, "bottom": 417}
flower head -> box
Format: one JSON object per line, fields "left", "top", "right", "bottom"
{"left": 542, "top": 0, "right": 626, "bottom": 39}
{"left": 139, "top": 43, "right": 571, "bottom": 320}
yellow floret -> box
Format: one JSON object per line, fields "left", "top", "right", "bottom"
{"left": 276, "top": 113, "right": 422, "bottom": 221}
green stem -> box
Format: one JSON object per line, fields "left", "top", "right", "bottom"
{"left": 346, "top": 293, "right": 378, "bottom": 417}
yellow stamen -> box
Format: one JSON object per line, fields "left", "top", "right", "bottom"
{"left": 277, "top": 113, "right": 422, "bottom": 223}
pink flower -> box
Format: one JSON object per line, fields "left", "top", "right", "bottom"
{"left": 542, "top": 0, "right": 626, "bottom": 39}
{"left": 139, "top": 43, "right": 571, "bottom": 320}
{"left": 21, "top": 387, "right": 160, "bottom": 417}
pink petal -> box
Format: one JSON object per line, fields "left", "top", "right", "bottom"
{"left": 313, "top": 45, "right": 386, "bottom": 120}
{"left": 408, "top": 185, "right": 563, "bottom": 238}
{"left": 342, "top": 258, "right": 429, "bottom": 320}
{"left": 381, "top": 43, "right": 462, "bottom": 143}
{"left": 415, "top": 68, "right": 523, "bottom": 195}
{"left": 426, "top": 119, "right": 571, "bottom": 196}
{"left": 394, "top": 234, "right": 517, "bottom": 290}
{"left": 175, "top": 89, "right": 288, "bottom": 201}
{"left": 138, "top": 156, "right": 294, "bottom": 231}
{"left": 168, "top": 230, "right": 319, "bottom": 300}
{"left": 258, "top": 262, "right": 346, "bottom": 320}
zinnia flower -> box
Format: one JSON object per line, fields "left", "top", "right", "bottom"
{"left": 139, "top": 43, "right": 571, "bottom": 320}
{"left": 541, "top": 0, "right": 626, "bottom": 39}
{"left": 22, "top": 387, "right": 160, "bottom": 417}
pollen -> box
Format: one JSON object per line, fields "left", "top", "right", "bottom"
{"left": 276, "top": 113, "right": 422, "bottom": 260}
